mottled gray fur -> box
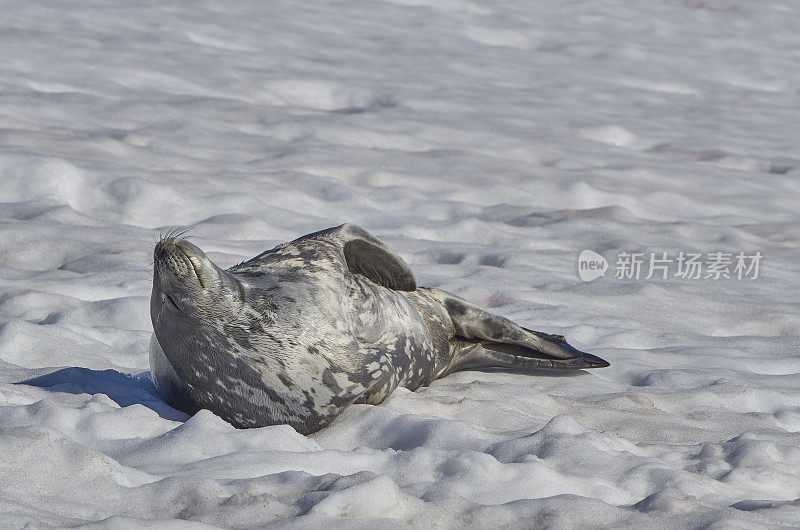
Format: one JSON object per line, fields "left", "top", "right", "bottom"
{"left": 150, "top": 224, "right": 608, "bottom": 434}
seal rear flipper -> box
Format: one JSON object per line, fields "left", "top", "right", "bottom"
{"left": 446, "top": 339, "right": 609, "bottom": 374}
{"left": 435, "top": 290, "right": 595, "bottom": 360}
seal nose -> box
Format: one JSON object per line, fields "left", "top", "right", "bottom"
{"left": 155, "top": 238, "right": 213, "bottom": 289}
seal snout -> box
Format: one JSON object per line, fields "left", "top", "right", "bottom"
{"left": 155, "top": 237, "right": 212, "bottom": 289}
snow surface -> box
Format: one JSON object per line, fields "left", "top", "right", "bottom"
{"left": 1, "top": 0, "right": 800, "bottom": 527}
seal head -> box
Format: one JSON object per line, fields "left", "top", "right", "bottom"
{"left": 150, "top": 237, "right": 244, "bottom": 416}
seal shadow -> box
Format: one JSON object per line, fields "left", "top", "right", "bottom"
{"left": 17, "top": 367, "right": 189, "bottom": 422}
{"left": 16, "top": 366, "right": 592, "bottom": 427}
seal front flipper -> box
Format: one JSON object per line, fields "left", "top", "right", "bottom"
{"left": 307, "top": 223, "right": 417, "bottom": 291}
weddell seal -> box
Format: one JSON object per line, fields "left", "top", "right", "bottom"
{"left": 150, "top": 224, "right": 609, "bottom": 434}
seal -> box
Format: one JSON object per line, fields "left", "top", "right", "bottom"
{"left": 150, "top": 224, "right": 609, "bottom": 434}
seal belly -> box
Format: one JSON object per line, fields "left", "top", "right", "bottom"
{"left": 349, "top": 277, "right": 438, "bottom": 403}
{"left": 148, "top": 333, "right": 200, "bottom": 415}
{"left": 400, "top": 288, "right": 458, "bottom": 378}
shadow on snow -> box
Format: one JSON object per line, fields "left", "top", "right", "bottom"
{"left": 15, "top": 365, "right": 590, "bottom": 425}
{"left": 17, "top": 367, "right": 189, "bottom": 422}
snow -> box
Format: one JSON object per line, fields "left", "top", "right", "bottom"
{"left": 1, "top": 0, "right": 799, "bottom": 527}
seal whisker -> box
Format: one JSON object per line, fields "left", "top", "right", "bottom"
{"left": 156, "top": 225, "right": 196, "bottom": 245}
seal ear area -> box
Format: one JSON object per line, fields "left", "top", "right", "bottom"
{"left": 343, "top": 238, "right": 417, "bottom": 291}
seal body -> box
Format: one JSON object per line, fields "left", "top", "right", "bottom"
{"left": 150, "top": 224, "right": 608, "bottom": 434}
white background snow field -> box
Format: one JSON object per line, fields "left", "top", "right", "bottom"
{"left": 1, "top": 0, "right": 799, "bottom": 527}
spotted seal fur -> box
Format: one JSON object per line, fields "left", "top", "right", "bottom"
{"left": 150, "top": 224, "right": 609, "bottom": 434}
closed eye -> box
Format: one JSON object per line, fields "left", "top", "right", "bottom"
{"left": 164, "top": 293, "right": 180, "bottom": 312}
